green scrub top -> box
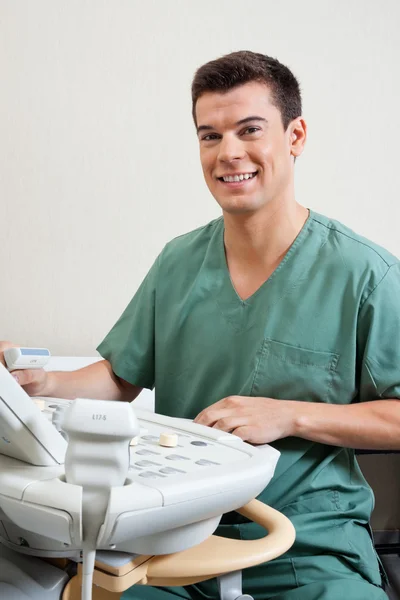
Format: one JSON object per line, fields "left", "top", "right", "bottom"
{"left": 98, "top": 210, "right": 400, "bottom": 596}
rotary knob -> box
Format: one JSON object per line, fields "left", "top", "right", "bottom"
{"left": 159, "top": 432, "right": 178, "bottom": 447}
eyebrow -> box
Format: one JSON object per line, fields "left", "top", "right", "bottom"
{"left": 197, "top": 116, "right": 267, "bottom": 134}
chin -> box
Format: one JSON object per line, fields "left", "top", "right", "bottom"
{"left": 217, "top": 196, "right": 265, "bottom": 215}
{"left": 222, "top": 205, "right": 258, "bottom": 215}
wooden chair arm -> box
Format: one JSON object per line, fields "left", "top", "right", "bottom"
{"left": 67, "top": 499, "right": 295, "bottom": 594}
{"left": 145, "top": 499, "right": 295, "bottom": 585}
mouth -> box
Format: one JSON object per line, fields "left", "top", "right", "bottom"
{"left": 216, "top": 171, "right": 258, "bottom": 188}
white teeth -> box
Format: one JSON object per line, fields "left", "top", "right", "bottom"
{"left": 222, "top": 172, "right": 255, "bottom": 183}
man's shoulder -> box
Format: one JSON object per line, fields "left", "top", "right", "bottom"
{"left": 310, "top": 211, "right": 400, "bottom": 304}
{"left": 311, "top": 210, "right": 399, "bottom": 270}
{"left": 161, "top": 217, "right": 223, "bottom": 263}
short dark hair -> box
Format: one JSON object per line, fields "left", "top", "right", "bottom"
{"left": 191, "top": 50, "right": 302, "bottom": 130}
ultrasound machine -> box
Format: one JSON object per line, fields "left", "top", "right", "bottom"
{"left": 0, "top": 350, "right": 295, "bottom": 600}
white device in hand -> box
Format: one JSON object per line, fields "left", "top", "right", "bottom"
{"left": 0, "top": 363, "right": 66, "bottom": 465}
{"left": 4, "top": 347, "right": 51, "bottom": 371}
{"left": 62, "top": 399, "right": 140, "bottom": 600}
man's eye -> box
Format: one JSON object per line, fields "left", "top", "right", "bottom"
{"left": 242, "top": 127, "right": 260, "bottom": 135}
{"left": 202, "top": 134, "right": 219, "bottom": 141}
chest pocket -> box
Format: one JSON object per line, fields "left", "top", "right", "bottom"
{"left": 251, "top": 338, "right": 339, "bottom": 403}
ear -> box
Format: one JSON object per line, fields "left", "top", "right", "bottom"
{"left": 289, "top": 117, "right": 307, "bottom": 158}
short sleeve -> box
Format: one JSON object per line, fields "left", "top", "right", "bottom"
{"left": 96, "top": 254, "right": 161, "bottom": 389}
{"left": 357, "top": 263, "right": 400, "bottom": 401}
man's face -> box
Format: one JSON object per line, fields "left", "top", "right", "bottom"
{"left": 195, "top": 81, "right": 305, "bottom": 215}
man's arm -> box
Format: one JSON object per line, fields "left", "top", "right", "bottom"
{"left": 194, "top": 395, "right": 400, "bottom": 450}
{"left": 17, "top": 360, "right": 142, "bottom": 402}
{"left": 0, "top": 342, "right": 142, "bottom": 402}
{"left": 292, "top": 398, "right": 400, "bottom": 450}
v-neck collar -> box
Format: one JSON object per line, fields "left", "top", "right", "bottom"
{"left": 221, "top": 209, "right": 314, "bottom": 304}
{"left": 206, "top": 209, "right": 323, "bottom": 332}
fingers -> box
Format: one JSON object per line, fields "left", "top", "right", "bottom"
{"left": 197, "top": 411, "right": 255, "bottom": 442}
{"left": 0, "top": 341, "right": 19, "bottom": 367}
{"left": 10, "top": 368, "right": 44, "bottom": 387}
{"left": 230, "top": 426, "right": 253, "bottom": 442}
{"left": 195, "top": 407, "right": 247, "bottom": 433}
{"left": 194, "top": 407, "right": 231, "bottom": 426}
{"left": 212, "top": 416, "right": 246, "bottom": 432}
{"left": 194, "top": 396, "right": 241, "bottom": 424}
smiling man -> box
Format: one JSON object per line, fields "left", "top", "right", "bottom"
{"left": 2, "top": 51, "right": 400, "bottom": 599}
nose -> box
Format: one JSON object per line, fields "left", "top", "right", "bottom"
{"left": 217, "top": 133, "right": 246, "bottom": 164}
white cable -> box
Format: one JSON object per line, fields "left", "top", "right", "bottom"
{"left": 79, "top": 491, "right": 109, "bottom": 600}
{"left": 81, "top": 544, "right": 96, "bottom": 600}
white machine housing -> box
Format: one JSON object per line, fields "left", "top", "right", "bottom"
{"left": 0, "top": 359, "right": 281, "bottom": 557}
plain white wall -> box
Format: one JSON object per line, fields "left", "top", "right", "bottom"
{"left": 1, "top": 0, "right": 399, "bottom": 355}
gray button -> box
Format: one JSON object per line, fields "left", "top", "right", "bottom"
{"left": 165, "top": 454, "right": 190, "bottom": 461}
{"left": 135, "top": 460, "right": 161, "bottom": 467}
{"left": 139, "top": 471, "right": 164, "bottom": 479}
{"left": 136, "top": 449, "right": 161, "bottom": 456}
{"left": 191, "top": 441, "right": 208, "bottom": 446}
{"left": 141, "top": 435, "right": 159, "bottom": 441}
{"left": 159, "top": 467, "right": 186, "bottom": 475}
{"left": 196, "top": 459, "right": 220, "bottom": 466}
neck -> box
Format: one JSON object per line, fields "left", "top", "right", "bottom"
{"left": 223, "top": 200, "right": 309, "bottom": 268}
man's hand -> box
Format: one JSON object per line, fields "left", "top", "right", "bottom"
{"left": 0, "top": 340, "right": 142, "bottom": 401}
{"left": 194, "top": 395, "right": 297, "bottom": 444}
{"left": 194, "top": 394, "right": 400, "bottom": 450}
{"left": 0, "top": 340, "right": 50, "bottom": 396}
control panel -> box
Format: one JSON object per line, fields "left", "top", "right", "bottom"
{"left": 34, "top": 397, "right": 260, "bottom": 482}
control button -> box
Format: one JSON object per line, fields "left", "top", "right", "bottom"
{"left": 136, "top": 449, "right": 161, "bottom": 456}
{"left": 159, "top": 467, "right": 186, "bottom": 475}
{"left": 195, "top": 459, "right": 220, "bottom": 466}
{"left": 190, "top": 441, "right": 208, "bottom": 447}
{"left": 130, "top": 436, "right": 139, "bottom": 446}
{"left": 141, "top": 435, "right": 159, "bottom": 442}
{"left": 159, "top": 432, "right": 178, "bottom": 447}
{"left": 135, "top": 460, "right": 161, "bottom": 467}
{"left": 165, "top": 454, "right": 190, "bottom": 461}
{"left": 139, "top": 471, "right": 164, "bottom": 479}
